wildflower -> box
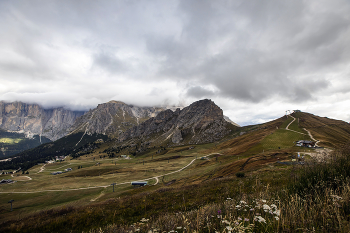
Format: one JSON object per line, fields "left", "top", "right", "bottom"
{"left": 140, "top": 218, "right": 149, "bottom": 222}
{"left": 240, "top": 200, "right": 247, "bottom": 204}
{"left": 255, "top": 213, "right": 261, "bottom": 216}
{"left": 273, "top": 210, "right": 280, "bottom": 216}
{"left": 238, "top": 217, "right": 242, "bottom": 221}
{"left": 227, "top": 197, "right": 232, "bottom": 200}
{"left": 235, "top": 221, "right": 239, "bottom": 225}
{"left": 261, "top": 199, "right": 267, "bottom": 203}
{"left": 263, "top": 204, "right": 271, "bottom": 212}
{"left": 271, "top": 204, "right": 277, "bottom": 209}
{"left": 235, "top": 205, "right": 241, "bottom": 209}
{"left": 218, "top": 210, "right": 222, "bottom": 215}
{"left": 222, "top": 220, "right": 230, "bottom": 225}
{"left": 254, "top": 216, "right": 266, "bottom": 223}
{"left": 275, "top": 216, "right": 279, "bottom": 220}
{"left": 226, "top": 226, "right": 233, "bottom": 232}
{"left": 250, "top": 208, "right": 254, "bottom": 211}
{"left": 244, "top": 218, "right": 249, "bottom": 222}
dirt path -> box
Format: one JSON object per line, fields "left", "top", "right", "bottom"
{"left": 285, "top": 115, "right": 307, "bottom": 135}
{"left": 303, "top": 128, "right": 320, "bottom": 147}
{"left": 0, "top": 153, "right": 218, "bottom": 194}
{"left": 90, "top": 190, "right": 106, "bottom": 202}
{"left": 37, "top": 164, "right": 46, "bottom": 173}
{"left": 154, "top": 176, "right": 159, "bottom": 185}
{"left": 11, "top": 174, "right": 32, "bottom": 181}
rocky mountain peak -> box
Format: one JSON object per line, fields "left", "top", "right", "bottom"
{"left": 68, "top": 100, "right": 166, "bottom": 137}
{"left": 118, "top": 99, "right": 236, "bottom": 147}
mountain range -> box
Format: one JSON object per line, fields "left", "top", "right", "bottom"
{"left": 0, "top": 99, "right": 239, "bottom": 161}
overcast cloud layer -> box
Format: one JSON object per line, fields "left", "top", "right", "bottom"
{"left": 1, "top": 0, "right": 350, "bottom": 126}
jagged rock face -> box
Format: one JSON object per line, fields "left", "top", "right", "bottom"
{"left": 68, "top": 101, "right": 165, "bottom": 137}
{"left": 119, "top": 99, "right": 234, "bottom": 145}
{"left": 0, "top": 101, "right": 85, "bottom": 140}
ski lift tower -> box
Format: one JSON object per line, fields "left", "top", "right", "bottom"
{"left": 8, "top": 199, "right": 14, "bottom": 211}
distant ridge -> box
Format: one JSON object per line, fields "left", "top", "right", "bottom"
{"left": 0, "top": 101, "right": 85, "bottom": 141}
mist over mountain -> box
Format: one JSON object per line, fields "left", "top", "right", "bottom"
{"left": 0, "top": 101, "right": 85, "bottom": 141}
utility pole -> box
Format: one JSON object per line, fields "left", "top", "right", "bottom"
{"left": 111, "top": 183, "right": 116, "bottom": 192}
{"left": 8, "top": 199, "right": 14, "bottom": 211}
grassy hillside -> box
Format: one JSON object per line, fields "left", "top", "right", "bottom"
{"left": 295, "top": 111, "right": 350, "bottom": 148}
{"left": 0, "top": 112, "right": 349, "bottom": 232}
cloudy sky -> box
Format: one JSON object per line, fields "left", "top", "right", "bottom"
{"left": 1, "top": 0, "right": 350, "bottom": 126}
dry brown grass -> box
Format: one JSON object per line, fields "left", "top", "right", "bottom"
{"left": 297, "top": 112, "right": 350, "bottom": 148}
{"left": 216, "top": 151, "right": 290, "bottom": 177}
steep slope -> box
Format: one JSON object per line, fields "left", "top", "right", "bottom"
{"left": 68, "top": 101, "right": 165, "bottom": 137}
{"left": 0, "top": 101, "right": 85, "bottom": 141}
{"left": 0, "top": 132, "right": 109, "bottom": 170}
{"left": 118, "top": 99, "right": 238, "bottom": 149}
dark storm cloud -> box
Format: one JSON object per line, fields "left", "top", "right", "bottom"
{"left": 186, "top": 86, "right": 215, "bottom": 98}
{"left": 1, "top": 0, "right": 350, "bottom": 124}
{"left": 144, "top": 0, "right": 350, "bottom": 103}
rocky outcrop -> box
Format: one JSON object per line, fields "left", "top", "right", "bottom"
{"left": 172, "top": 128, "right": 183, "bottom": 143}
{"left": 68, "top": 101, "right": 165, "bottom": 137}
{"left": 224, "top": 116, "right": 240, "bottom": 127}
{"left": 0, "top": 101, "right": 85, "bottom": 141}
{"left": 119, "top": 99, "right": 237, "bottom": 146}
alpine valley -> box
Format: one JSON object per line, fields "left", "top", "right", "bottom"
{"left": 1, "top": 99, "right": 350, "bottom": 233}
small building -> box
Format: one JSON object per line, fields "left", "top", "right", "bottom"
{"left": 55, "top": 156, "right": 66, "bottom": 161}
{"left": 131, "top": 181, "right": 147, "bottom": 187}
{"left": 296, "top": 140, "right": 315, "bottom": 147}
{"left": 51, "top": 171, "right": 63, "bottom": 175}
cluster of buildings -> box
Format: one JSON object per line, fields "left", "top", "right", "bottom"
{"left": 0, "top": 179, "right": 15, "bottom": 184}
{"left": 45, "top": 155, "right": 67, "bottom": 164}
{"left": 51, "top": 167, "right": 72, "bottom": 175}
